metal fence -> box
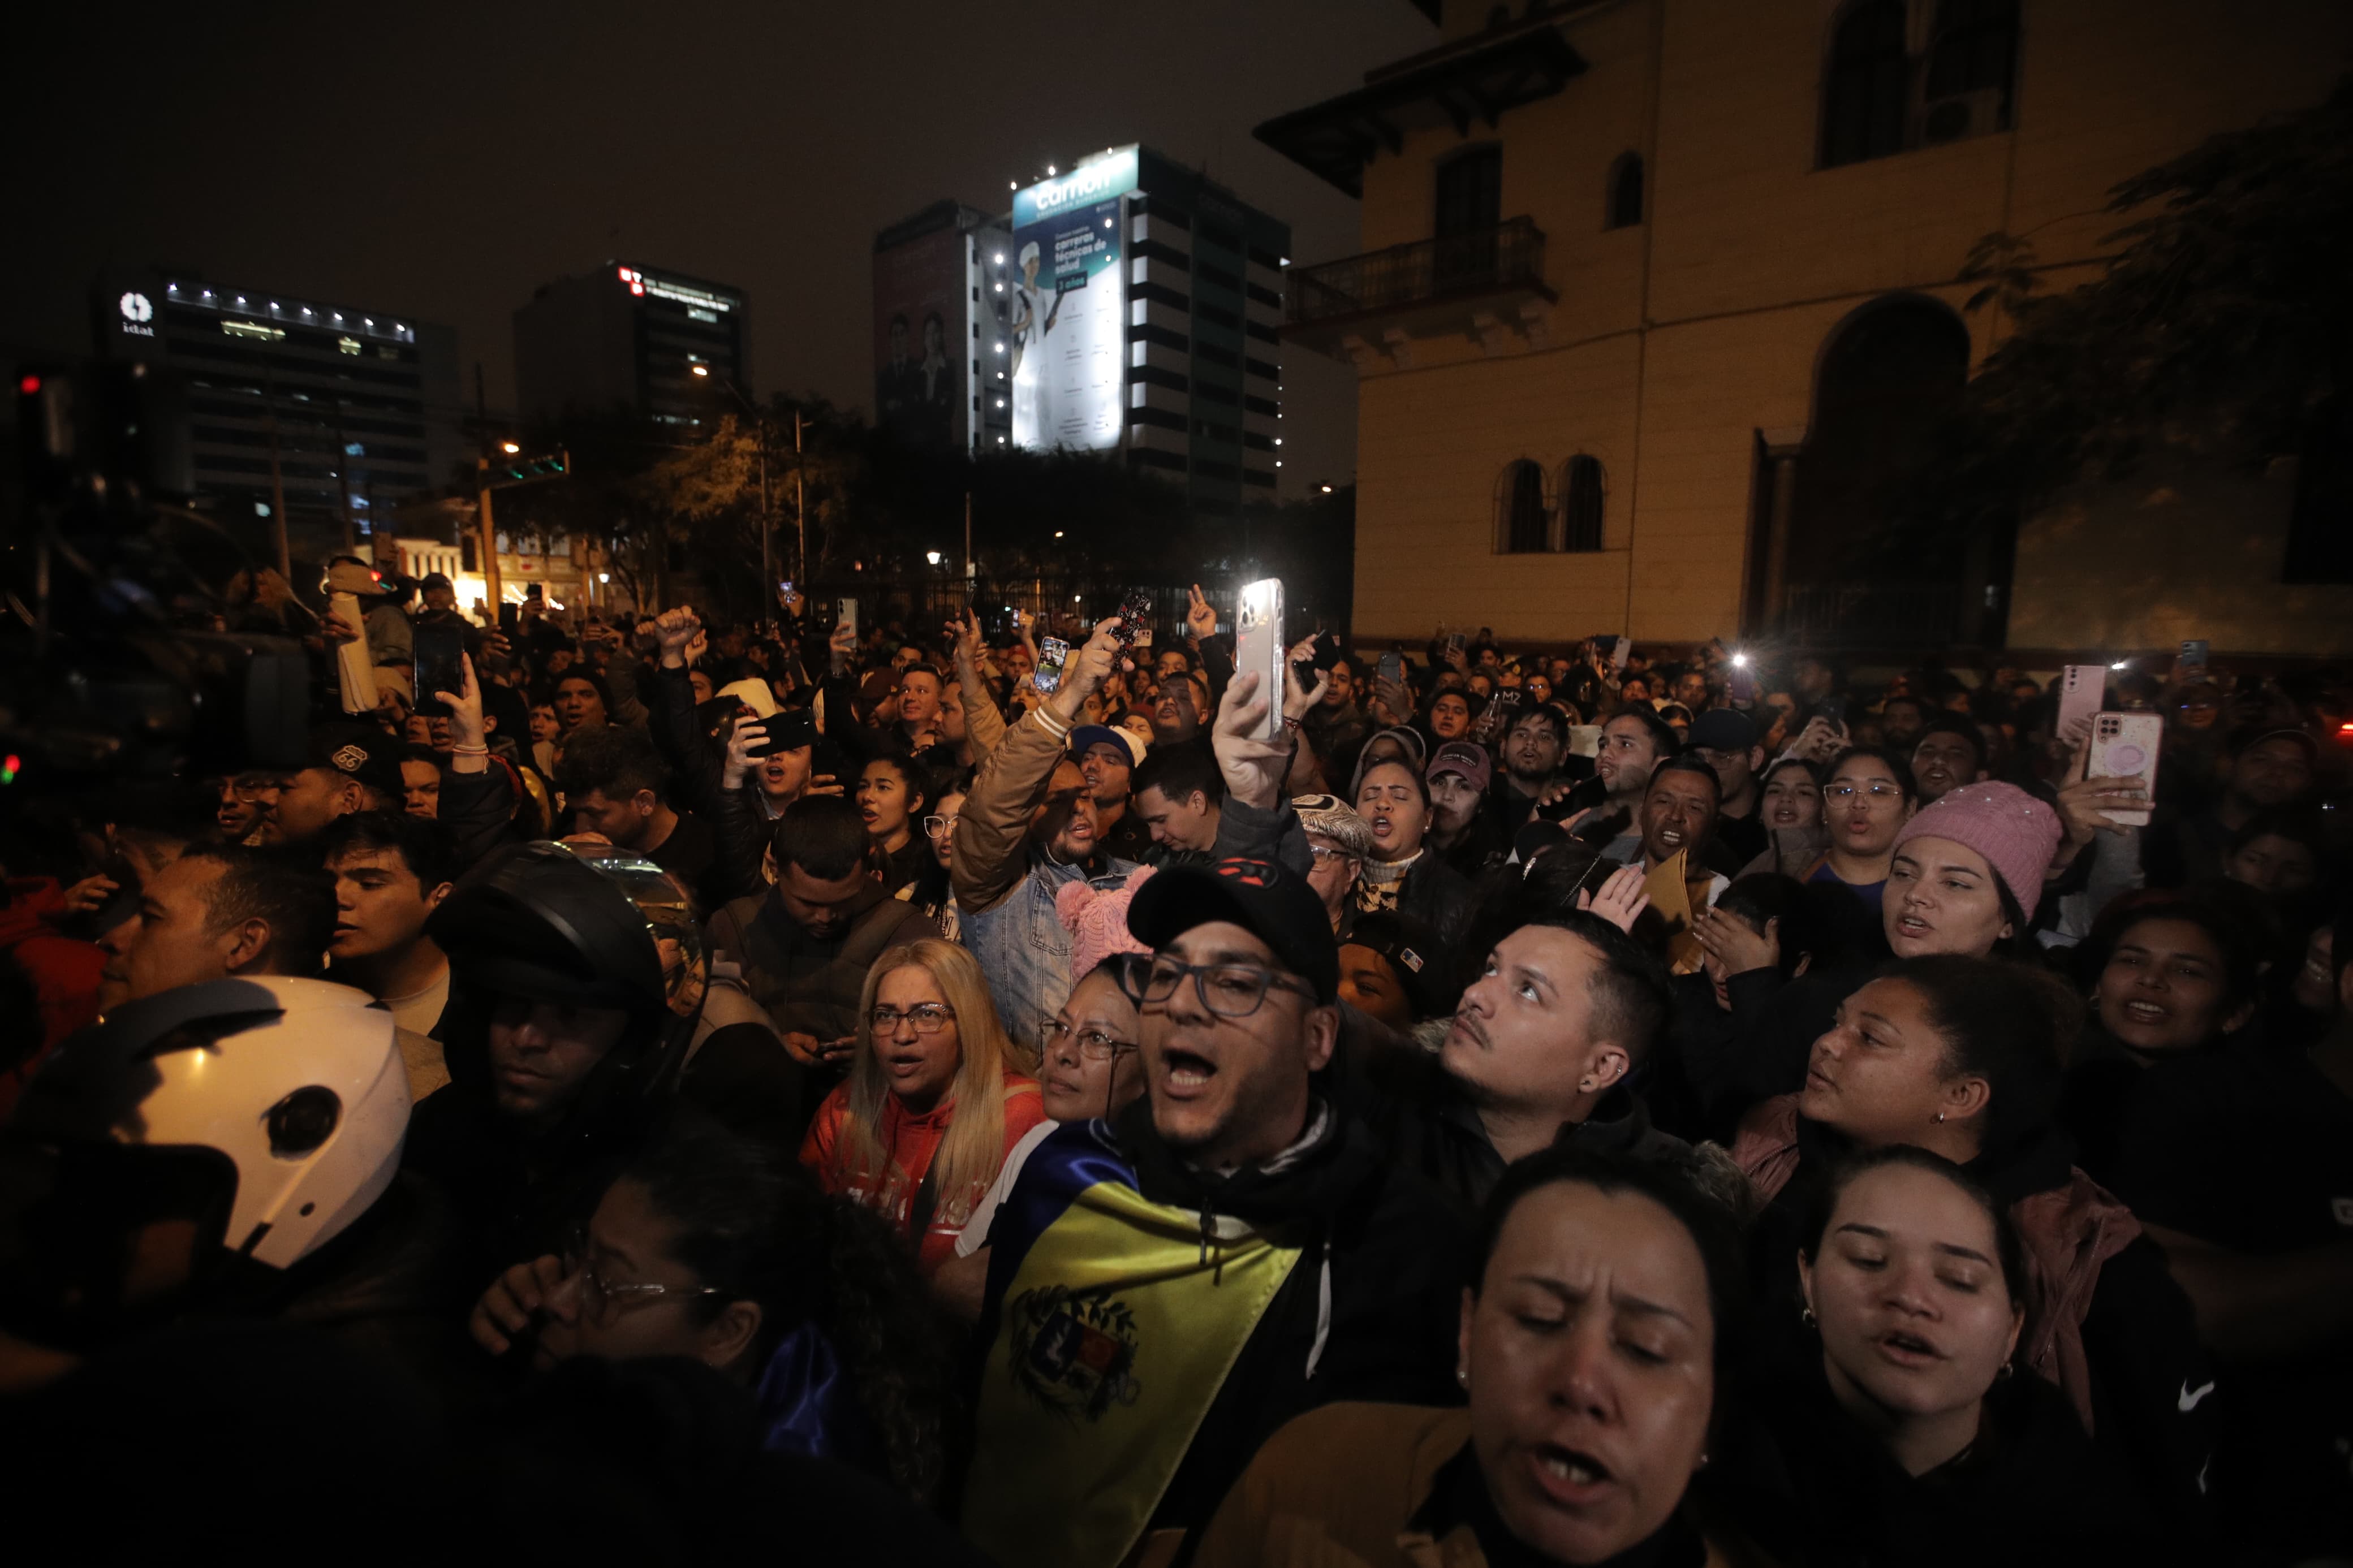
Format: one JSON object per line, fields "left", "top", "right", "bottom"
{"left": 1777, "top": 581, "right": 1964, "bottom": 649}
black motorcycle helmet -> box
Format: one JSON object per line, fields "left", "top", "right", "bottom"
{"left": 427, "top": 841, "right": 708, "bottom": 1163}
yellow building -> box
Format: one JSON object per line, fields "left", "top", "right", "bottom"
{"left": 1259, "top": 0, "right": 2353, "bottom": 656}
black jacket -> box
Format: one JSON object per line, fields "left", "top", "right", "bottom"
{"left": 1325, "top": 1006, "right": 1690, "bottom": 1217}
{"left": 1710, "top": 1347, "right": 2173, "bottom": 1566}
{"left": 1745, "top": 1115, "right": 2217, "bottom": 1550}
{"left": 1109, "top": 1095, "right": 1471, "bottom": 1542}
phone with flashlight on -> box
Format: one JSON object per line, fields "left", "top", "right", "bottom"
{"left": 1727, "top": 651, "right": 1758, "bottom": 706}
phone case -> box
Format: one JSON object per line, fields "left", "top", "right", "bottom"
{"left": 1235, "top": 579, "right": 1284, "bottom": 741}
{"left": 2057, "top": 666, "right": 2106, "bottom": 753}
{"left": 1033, "top": 636, "right": 1070, "bottom": 695}
{"left": 2087, "top": 711, "right": 2162, "bottom": 826}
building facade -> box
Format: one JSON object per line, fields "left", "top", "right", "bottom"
{"left": 514, "top": 262, "right": 751, "bottom": 429}
{"left": 1259, "top": 0, "right": 2353, "bottom": 656}
{"left": 90, "top": 269, "right": 460, "bottom": 562}
{"left": 873, "top": 201, "right": 1014, "bottom": 455}
{"left": 1006, "top": 146, "right": 1290, "bottom": 519}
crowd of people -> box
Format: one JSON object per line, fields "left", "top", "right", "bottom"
{"left": 2, "top": 558, "right": 2348, "bottom": 1565}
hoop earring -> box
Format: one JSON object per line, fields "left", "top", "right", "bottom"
{"left": 1997, "top": 1362, "right": 2014, "bottom": 1381}
{"left": 1456, "top": 1366, "right": 1469, "bottom": 1389}
{"left": 1800, "top": 1307, "right": 1817, "bottom": 1329}
{"left": 1934, "top": 1111, "right": 1946, "bottom": 1124}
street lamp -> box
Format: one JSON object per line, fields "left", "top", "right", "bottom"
{"left": 689, "top": 365, "right": 709, "bottom": 378}
{"left": 502, "top": 441, "right": 520, "bottom": 453}
{"left": 925, "top": 551, "right": 942, "bottom": 565}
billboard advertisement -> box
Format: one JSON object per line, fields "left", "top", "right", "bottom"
{"left": 872, "top": 224, "right": 964, "bottom": 450}
{"left": 1010, "top": 147, "right": 1137, "bottom": 452}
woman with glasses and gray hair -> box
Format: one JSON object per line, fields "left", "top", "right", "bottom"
{"left": 932, "top": 951, "right": 1152, "bottom": 1321}
{"left": 798, "top": 938, "right": 1045, "bottom": 1274}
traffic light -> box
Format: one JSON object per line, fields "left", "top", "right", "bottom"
{"left": 480, "top": 448, "right": 569, "bottom": 486}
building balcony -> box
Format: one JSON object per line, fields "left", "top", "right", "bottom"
{"left": 1282, "top": 217, "right": 1555, "bottom": 368}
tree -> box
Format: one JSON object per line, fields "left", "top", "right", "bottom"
{"left": 1911, "top": 75, "right": 2353, "bottom": 538}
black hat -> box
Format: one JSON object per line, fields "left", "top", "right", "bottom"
{"left": 1340, "top": 910, "right": 1455, "bottom": 1019}
{"left": 303, "top": 723, "right": 405, "bottom": 805}
{"left": 1126, "top": 857, "right": 1339, "bottom": 1003}
{"left": 420, "top": 571, "right": 454, "bottom": 591}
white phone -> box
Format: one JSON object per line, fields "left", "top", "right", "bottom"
{"left": 2087, "top": 710, "right": 2162, "bottom": 826}
{"left": 839, "top": 597, "right": 860, "bottom": 639}
{"left": 2057, "top": 664, "right": 2106, "bottom": 754}
{"left": 1235, "top": 578, "right": 1284, "bottom": 742}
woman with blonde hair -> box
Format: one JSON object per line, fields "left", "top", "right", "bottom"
{"left": 799, "top": 939, "right": 1046, "bottom": 1273}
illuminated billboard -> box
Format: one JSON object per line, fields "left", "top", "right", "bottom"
{"left": 872, "top": 223, "right": 965, "bottom": 450}
{"left": 1010, "top": 146, "right": 1137, "bottom": 452}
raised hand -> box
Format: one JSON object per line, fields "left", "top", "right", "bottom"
{"left": 1186, "top": 583, "right": 1217, "bottom": 643}
{"left": 653, "top": 606, "right": 701, "bottom": 669}
{"left": 1576, "top": 863, "right": 1652, "bottom": 935}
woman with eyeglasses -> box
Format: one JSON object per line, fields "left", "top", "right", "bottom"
{"left": 798, "top": 939, "right": 1045, "bottom": 1274}
{"left": 469, "top": 1107, "right": 959, "bottom": 1504}
{"left": 1803, "top": 745, "right": 1919, "bottom": 925}
{"left": 906, "top": 789, "right": 963, "bottom": 930}
{"left": 932, "top": 954, "right": 1149, "bottom": 1320}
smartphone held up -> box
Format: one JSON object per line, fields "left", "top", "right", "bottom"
{"left": 1234, "top": 578, "right": 1285, "bottom": 741}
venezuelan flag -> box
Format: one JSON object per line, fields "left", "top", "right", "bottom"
{"left": 962, "top": 1120, "right": 1303, "bottom": 1568}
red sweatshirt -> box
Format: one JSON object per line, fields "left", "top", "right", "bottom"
{"left": 800, "top": 1069, "right": 1045, "bottom": 1273}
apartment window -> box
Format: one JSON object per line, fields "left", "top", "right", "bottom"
{"left": 1605, "top": 153, "right": 1645, "bottom": 230}
{"left": 1924, "top": 0, "right": 2019, "bottom": 141}
{"left": 1494, "top": 460, "right": 1551, "bottom": 554}
{"left": 1562, "top": 455, "right": 1606, "bottom": 551}
{"left": 1821, "top": 0, "right": 1910, "bottom": 168}
{"left": 1436, "top": 146, "right": 1503, "bottom": 239}
{"left": 1822, "top": 0, "right": 2019, "bottom": 167}
{"left": 1437, "top": 146, "right": 1505, "bottom": 287}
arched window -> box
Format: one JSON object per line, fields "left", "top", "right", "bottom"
{"left": 1605, "top": 153, "right": 1644, "bottom": 230}
{"left": 1562, "top": 455, "right": 1605, "bottom": 551}
{"left": 1924, "top": 0, "right": 2018, "bottom": 140}
{"left": 1495, "top": 459, "right": 1551, "bottom": 554}
{"left": 1821, "top": 0, "right": 1910, "bottom": 169}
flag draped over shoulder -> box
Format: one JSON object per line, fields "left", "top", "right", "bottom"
{"left": 962, "top": 1120, "right": 1303, "bottom": 1568}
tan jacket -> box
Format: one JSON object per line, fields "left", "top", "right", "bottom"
{"left": 951, "top": 703, "right": 1074, "bottom": 917}
{"left": 1191, "top": 1402, "right": 1753, "bottom": 1568}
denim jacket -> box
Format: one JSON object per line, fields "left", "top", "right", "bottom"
{"left": 950, "top": 704, "right": 1138, "bottom": 1040}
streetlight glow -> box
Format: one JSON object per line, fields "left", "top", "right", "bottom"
{"left": 501, "top": 442, "right": 520, "bottom": 454}
{"left": 690, "top": 365, "right": 709, "bottom": 377}
{"left": 926, "top": 551, "right": 942, "bottom": 565}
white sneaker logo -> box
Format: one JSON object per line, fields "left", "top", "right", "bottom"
{"left": 2178, "top": 1378, "right": 2216, "bottom": 1412}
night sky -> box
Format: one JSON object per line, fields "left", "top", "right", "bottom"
{"left": 9, "top": 1, "right": 1440, "bottom": 500}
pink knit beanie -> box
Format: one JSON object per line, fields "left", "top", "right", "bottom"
{"left": 1891, "top": 781, "right": 2062, "bottom": 918}
{"left": 1055, "top": 865, "right": 1158, "bottom": 982}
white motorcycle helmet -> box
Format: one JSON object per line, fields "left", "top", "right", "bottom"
{"left": 14, "top": 975, "right": 410, "bottom": 1271}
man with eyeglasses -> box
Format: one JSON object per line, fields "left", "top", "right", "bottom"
{"left": 1292, "top": 793, "right": 1375, "bottom": 935}
{"left": 962, "top": 855, "right": 1467, "bottom": 1567}
{"left": 217, "top": 771, "right": 283, "bottom": 844}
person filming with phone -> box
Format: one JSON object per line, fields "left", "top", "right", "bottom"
{"left": 952, "top": 614, "right": 1145, "bottom": 1041}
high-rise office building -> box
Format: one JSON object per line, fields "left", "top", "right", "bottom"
{"left": 1003, "top": 146, "right": 1288, "bottom": 516}
{"left": 90, "top": 269, "right": 460, "bottom": 556}
{"left": 514, "top": 262, "right": 751, "bottom": 427}
{"left": 872, "top": 200, "right": 1012, "bottom": 454}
